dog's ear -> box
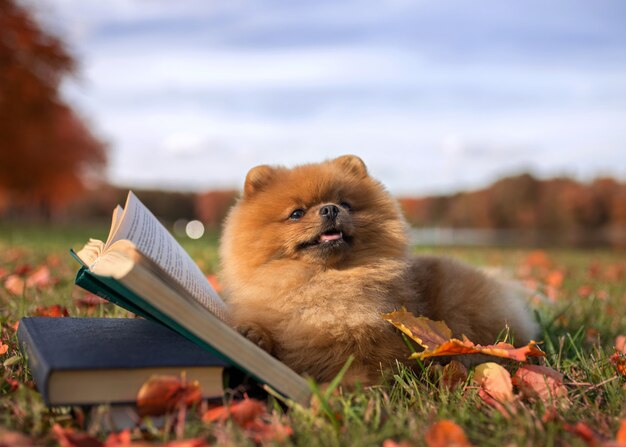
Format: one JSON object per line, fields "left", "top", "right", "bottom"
{"left": 244, "top": 165, "right": 275, "bottom": 198}
{"left": 331, "top": 155, "right": 368, "bottom": 178}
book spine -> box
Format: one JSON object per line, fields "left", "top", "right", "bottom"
{"left": 17, "top": 319, "right": 52, "bottom": 406}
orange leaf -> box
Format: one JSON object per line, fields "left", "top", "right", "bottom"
{"left": 546, "top": 270, "right": 564, "bottom": 288}
{"left": 52, "top": 424, "right": 103, "bottom": 447}
{"left": 616, "top": 418, "right": 626, "bottom": 444}
{"left": 610, "top": 351, "right": 626, "bottom": 378}
{"left": 564, "top": 422, "right": 601, "bottom": 446}
{"left": 75, "top": 293, "right": 109, "bottom": 309}
{"left": 0, "top": 343, "right": 9, "bottom": 355}
{"left": 382, "top": 310, "right": 451, "bottom": 350}
{"left": 202, "top": 398, "right": 266, "bottom": 427}
{"left": 201, "top": 399, "right": 291, "bottom": 443}
{"left": 246, "top": 419, "right": 293, "bottom": 443}
{"left": 512, "top": 365, "right": 568, "bottom": 403}
{"left": 13, "top": 264, "right": 32, "bottom": 276}
{"left": 441, "top": 360, "right": 468, "bottom": 390}
{"left": 411, "top": 337, "right": 544, "bottom": 362}
{"left": 33, "top": 305, "right": 69, "bottom": 317}
{"left": 384, "top": 309, "right": 544, "bottom": 362}
{"left": 425, "top": 419, "right": 473, "bottom": 447}
{"left": 165, "top": 439, "right": 211, "bottom": 447}
{"left": 26, "top": 265, "right": 54, "bottom": 288}
{"left": 0, "top": 428, "right": 34, "bottom": 446}
{"left": 103, "top": 429, "right": 131, "bottom": 446}
{"left": 206, "top": 275, "right": 222, "bottom": 294}
{"left": 382, "top": 440, "right": 411, "bottom": 447}
{"left": 477, "top": 388, "right": 512, "bottom": 416}
{"left": 4, "top": 275, "right": 25, "bottom": 296}
{"left": 136, "top": 375, "right": 201, "bottom": 417}
{"left": 616, "top": 335, "right": 626, "bottom": 354}
{"left": 474, "top": 362, "right": 514, "bottom": 402}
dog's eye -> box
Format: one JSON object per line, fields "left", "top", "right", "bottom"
{"left": 289, "top": 209, "right": 305, "bottom": 220}
{"left": 339, "top": 201, "right": 352, "bottom": 211}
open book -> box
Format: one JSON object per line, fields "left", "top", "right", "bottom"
{"left": 73, "top": 191, "right": 311, "bottom": 405}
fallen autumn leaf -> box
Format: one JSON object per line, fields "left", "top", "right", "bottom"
{"left": 512, "top": 365, "right": 568, "bottom": 403}
{"left": 473, "top": 362, "right": 516, "bottom": 415}
{"left": 383, "top": 309, "right": 545, "bottom": 362}
{"left": 424, "top": 419, "right": 473, "bottom": 447}
{"left": 136, "top": 375, "right": 201, "bottom": 417}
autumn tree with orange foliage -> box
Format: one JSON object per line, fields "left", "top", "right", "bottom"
{"left": 0, "top": 0, "right": 106, "bottom": 218}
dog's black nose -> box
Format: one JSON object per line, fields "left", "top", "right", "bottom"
{"left": 319, "top": 204, "right": 339, "bottom": 220}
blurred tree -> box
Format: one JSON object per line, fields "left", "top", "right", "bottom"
{"left": 396, "top": 173, "right": 625, "bottom": 246}
{"left": 196, "top": 190, "right": 238, "bottom": 229}
{"left": 0, "top": 0, "right": 106, "bottom": 218}
{"left": 488, "top": 173, "right": 539, "bottom": 229}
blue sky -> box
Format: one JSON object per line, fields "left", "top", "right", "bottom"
{"left": 34, "top": 0, "right": 626, "bottom": 194}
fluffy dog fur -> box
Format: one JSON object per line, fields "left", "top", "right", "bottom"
{"left": 219, "top": 155, "right": 538, "bottom": 384}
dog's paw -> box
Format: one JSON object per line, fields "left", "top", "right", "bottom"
{"left": 236, "top": 323, "right": 274, "bottom": 354}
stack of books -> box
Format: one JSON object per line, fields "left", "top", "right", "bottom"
{"left": 18, "top": 192, "right": 311, "bottom": 410}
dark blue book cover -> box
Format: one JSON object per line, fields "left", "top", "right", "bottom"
{"left": 17, "top": 317, "right": 229, "bottom": 406}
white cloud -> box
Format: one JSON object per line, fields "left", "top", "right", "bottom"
{"left": 34, "top": 0, "right": 626, "bottom": 195}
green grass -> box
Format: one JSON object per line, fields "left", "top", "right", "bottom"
{"left": 1, "top": 223, "right": 625, "bottom": 446}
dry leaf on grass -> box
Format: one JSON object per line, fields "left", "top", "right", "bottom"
{"left": 512, "top": 365, "right": 568, "bottom": 403}
{"left": 52, "top": 424, "right": 102, "bottom": 447}
{"left": 441, "top": 360, "right": 468, "bottom": 390}
{"left": 202, "top": 398, "right": 293, "bottom": 443}
{"left": 136, "top": 375, "right": 201, "bottom": 417}
{"left": 75, "top": 293, "right": 109, "bottom": 310}
{"left": 202, "top": 398, "right": 265, "bottom": 426}
{"left": 246, "top": 419, "right": 293, "bottom": 444}
{"left": 474, "top": 362, "right": 514, "bottom": 402}
{"left": 383, "top": 309, "right": 545, "bottom": 362}
{"left": 616, "top": 336, "right": 626, "bottom": 353}
{"left": 3, "top": 275, "right": 25, "bottom": 296}
{"left": 382, "top": 310, "right": 451, "bottom": 349}
{"left": 610, "top": 335, "right": 626, "bottom": 378}
{"left": 26, "top": 265, "right": 55, "bottom": 288}
{"left": 0, "top": 428, "right": 34, "bottom": 446}
{"left": 414, "top": 338, "right": 545, "bottom": 362}
{"left": 563, "top": 422, "right": 601, "bottom": 446}
{"left": 616, "top": 418, "right": 626, "bottom": 445}
{"left": 33, "top": 305, "right": 69, "bottom": 317}
{"left": 382, "top": 440, "right": 411, "bottom": 447}
{"left": 103, "top": 429, "right": 132, "bottom": 446}
{"left": 473, "top": 362, "right": 516, "bottom": 415}
{"left": 425, "top": 419, "right": 473, "bottom": 447}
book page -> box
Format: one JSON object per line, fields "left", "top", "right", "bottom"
{"left": 104, "top": 205, "right": 124, "bottom": 246}
{"left": 108, "top": 191, "right": 228, "bottom": 321}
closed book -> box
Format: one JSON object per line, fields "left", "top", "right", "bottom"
{"left": 17, "top": 317, "right": 228, "bottom": 406}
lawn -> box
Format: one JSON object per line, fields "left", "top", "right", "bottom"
{"left": 0, "top": 223, "right": 625, "bottom": 446}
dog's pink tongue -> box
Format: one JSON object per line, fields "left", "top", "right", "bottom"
{"left": 320, "top": 232, "right": 342, "bottom": 242}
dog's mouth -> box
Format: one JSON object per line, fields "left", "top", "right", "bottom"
{"left": 298, "top": 226, "right": 351, "bottom": 250}
{"left": 319, "top": 229, "right": 343, "bottom": 243}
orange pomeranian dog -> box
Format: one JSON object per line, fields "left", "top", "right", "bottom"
{"left": 219, "top": 155, "right": 538, "bottom": 384}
